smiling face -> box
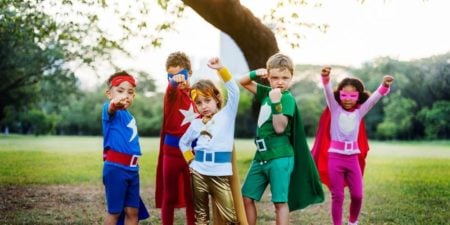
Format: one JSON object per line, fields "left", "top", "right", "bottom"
{"left": 268, "top": 68, "right": 293, "bottom": 92}
{"left": 193, "top": 95, "right": 218, "bottom": 118}
{"left": 106, "top": 81, "right": 136, "bottom": 109}
{"left": 340, "top": 85, "right": 358, "bottom": 110}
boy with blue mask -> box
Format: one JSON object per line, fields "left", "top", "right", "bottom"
{"left": 155, "top": 51, "right": 197, "bottom": 225}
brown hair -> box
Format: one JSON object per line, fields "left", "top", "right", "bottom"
{"left": 266, "top": 53, "right": 294, "bottom": 76}
{"left": 190, "top": 79, "right": 223, "bottom": 109}
{"left": 165, "top": 51, "right": 192, "bottom": 74}
{"left": 333, "top": 77, "right": 371, "bottom": 105}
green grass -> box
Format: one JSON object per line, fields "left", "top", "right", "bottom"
{"left": 0, "top": 135, "right": 449, "bottom": 224}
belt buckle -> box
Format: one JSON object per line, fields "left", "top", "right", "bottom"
{"left": 256, "top": 139, "right": 267, "bottom": 152}
{"left": 204, "top": 152, "right": 214, "bottom": 164}
{"left": 344, "top": 141, "right": 353, "bottom": 152}
{"left": 130, "top": 155, "right": 139, "bottom": 167}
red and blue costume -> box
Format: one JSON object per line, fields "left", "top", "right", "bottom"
{"left": 155, "top": 70, "right": 197, "bottom": 225}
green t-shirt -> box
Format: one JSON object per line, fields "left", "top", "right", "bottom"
{"left": 254, "top": 84, "right": 295, "bottom": 161}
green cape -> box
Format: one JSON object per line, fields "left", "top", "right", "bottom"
{"left": 288, "top": 103, "right": 325, "bottom": 211}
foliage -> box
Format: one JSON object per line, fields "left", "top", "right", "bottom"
{"left": 376, "top": 93, "right": 417, "bottom": 140}
{"left": 1, "top": 1, "right": 449, "bottom": 140}
{"left": 0, "top": 2, "right": 80, "bottom": 134}
{"left": 418, "top": 101, "right": 450, "bottom": 139}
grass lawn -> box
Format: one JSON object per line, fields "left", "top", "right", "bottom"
{"left": 0, "top": 135, "right": 449, "bottom": 224}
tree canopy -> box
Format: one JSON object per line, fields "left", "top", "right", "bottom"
{"left": 1, "top": 0, "right": 448, "bottom": 139}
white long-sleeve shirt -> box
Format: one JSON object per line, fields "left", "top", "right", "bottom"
{"left": 179, "top": 77, "right": 239, "bottom": 176}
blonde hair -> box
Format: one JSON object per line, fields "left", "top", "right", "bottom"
{"left": 266, "top": 53, "right": 294, "bottom": 76}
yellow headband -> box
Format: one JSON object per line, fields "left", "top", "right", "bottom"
{"left": 190, "top": 89, "right": 211, "bottom": 101}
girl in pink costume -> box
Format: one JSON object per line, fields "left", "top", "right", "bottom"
{"left": 320, "top": 67, "right": 394, "bottom": 225}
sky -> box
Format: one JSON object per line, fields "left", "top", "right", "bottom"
{"left": 74, "top": 0, "right": 450, "bottom": 91}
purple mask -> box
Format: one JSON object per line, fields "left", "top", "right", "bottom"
{"left": 339, "top": 90, "right": 359, "bottom": 101}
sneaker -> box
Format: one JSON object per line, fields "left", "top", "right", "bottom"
{"left": 348, "top": 221, "right": 358, "bottom": 225}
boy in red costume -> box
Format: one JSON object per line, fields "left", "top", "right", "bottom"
{"left": 155, "top": 52, "right": 197, "bottom": 225}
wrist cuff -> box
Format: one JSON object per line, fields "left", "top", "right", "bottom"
{"left": 218, "top": 67, "right": 232, "bottom": 82}
{"left": 249, "top": 71, "right": 257, "bottom": 80}
{"left": 321, "top": 76, "right": 330, "bottom": 84}
{"left": 377, "top": 84, "right": 390, "bottom": 96}
{"left": 183, "top": 150, "right": 195, "bottom": 163}
{"left": 271, "top": 102, "right": 283, "bottom": 114}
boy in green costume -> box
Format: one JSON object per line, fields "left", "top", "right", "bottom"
{"left": 239, "top": 53, "right": 324, "bottom": 225}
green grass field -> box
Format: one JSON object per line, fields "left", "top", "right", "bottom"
{"left": 0, "top": 135, "right": 449, "bottom": 224}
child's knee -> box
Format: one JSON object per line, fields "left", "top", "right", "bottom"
{"left": 124, "top": 206, "right": 139, "bottom": 219}
{"left": 350, "top": 192, "right": 363, "bottom": 202}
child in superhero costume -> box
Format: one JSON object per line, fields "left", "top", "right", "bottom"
{"left": 239, "top": 53, "right": 324, "bottom": 225}
{"left": 179, "top": 57, "right": 247, "bottom": 225}
{"left": 155, "top": 52, "right": 196, "bottom": 225}
{"left": 314, "top": 67, "right": 394, "bottom": 225}
{"left": 102, "top": 71, "right": 149, "bottom": 225}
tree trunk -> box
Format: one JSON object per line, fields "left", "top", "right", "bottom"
{"left": 183, "top": 0, "right": 279, "bottom": 70}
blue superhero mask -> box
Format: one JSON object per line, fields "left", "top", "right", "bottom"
{"left": 167, "top": 68, "right": 189, "bottom": 81}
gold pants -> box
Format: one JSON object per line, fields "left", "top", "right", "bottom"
{"left": 191, "top": 169, "right": 238, "bottom": 225}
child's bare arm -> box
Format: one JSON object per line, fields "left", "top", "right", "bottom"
{"left": 239, "top": 68, "right": 267, "bottom": 94}
{"left": 269, "top": 88, "right": 288, "bottom": 133}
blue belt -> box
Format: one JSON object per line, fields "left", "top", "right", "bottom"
{"left": 165, "top": 134, "right": 197, "bottom": 149}
{"left": 164, "top": 134, "right": 180, "bottom": 148}
{"left": 195, "top": 150, "right": 232, "bottom": 163}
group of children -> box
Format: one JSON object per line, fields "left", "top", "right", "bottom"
{"left": 101, "top": 51, "right": 394, "bottom": 225}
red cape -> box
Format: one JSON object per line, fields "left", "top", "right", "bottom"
{"left": 311, "top": 107, "right": 369, "bottom": 188}
{"left": 155, "top": 132, "right": 188, "bottom": 208}
{"left": 155, "top": 85, "right": 194, "bottom": 208}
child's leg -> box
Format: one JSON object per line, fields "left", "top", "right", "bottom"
{"left": 104, "top": 212, "right": 120, "bottom": 225}
{"left": 124, "top": 207, "right": 139, "bottom": 225}
{"left": 243, "top": 197, "right": 257, "bottom": 225}
{"left": 274, "top": 203, "right": 289, "bottom": 225}
{"left": 123, "top": 171, "right": 140, "bottom": 225}
{"left": 328, "top": 154, "right": 346, "bottom": 225}
{"left": 242, "top": 161, "right": 270, "bottom": 225}
{"left": 345, "top": 156, "right": 363, "bottom": 224}
{"left": 191, "top": 170, "right": 211, "bottom": 224}
{"left": 103, "top": 164, "right": 127, "bottom": 225}
{"left": 268, "top": 157, "right": 294, "bottom": 225}
{"left": 182, "top": 164, "right": 195, "bottom": 225}
{"left": 161, "top": 154, "right": 185, "bottom": 225}
{"left": 209, "top": 175, "right": 237, "bottom": 224}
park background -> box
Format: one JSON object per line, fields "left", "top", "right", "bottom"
{"left": 1, "top": 0, "right": 449, "bottom": 224}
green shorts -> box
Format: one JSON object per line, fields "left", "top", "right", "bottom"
{"left": 241, "top": 156, "right": 294, "bottom": 203}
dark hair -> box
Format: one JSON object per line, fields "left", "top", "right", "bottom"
{"left": 333, "top": 77, "right": 371, "bottom": 105}
{"left": 190, "top": 79, "right": 223, "bottom": 109}
{"left": 166, "top": 51, "right": 192, "bottom": 74}
{"left": 106, "top": 71, "right": 134, "bottom": 87}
